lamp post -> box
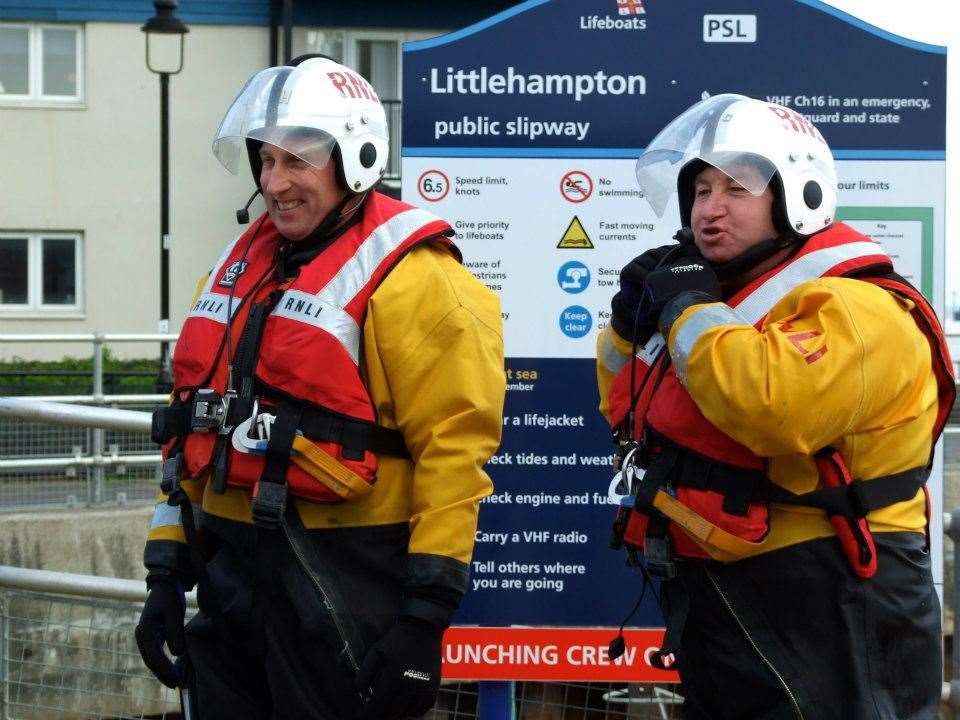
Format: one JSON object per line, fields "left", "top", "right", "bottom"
{"left": 142, "top": 0, "right": 188, "bottom": 393}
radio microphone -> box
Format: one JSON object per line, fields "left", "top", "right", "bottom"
{"left": 236, "top": 189, "right": 261, "bottom": 224}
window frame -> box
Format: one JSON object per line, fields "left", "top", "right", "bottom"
{"left": 342, "top": 29, "right": 439, "bottom": 102}
{"left": 0, "top": 22, "right": 84, "bottom": 107}
{"left": 0, "top": 231, "right": 84, "bottom": 318}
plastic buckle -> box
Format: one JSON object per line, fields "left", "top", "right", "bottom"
{"left": 644, "top": 535, "right": 677, "bottom": 580}
{"left": 160, "top": 454, "right": 183, "bottom": 498}
{"left": 252, "top": 480, "right": 287, "bottom": 529}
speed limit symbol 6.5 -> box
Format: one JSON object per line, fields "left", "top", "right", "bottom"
{"left": 560, "top": 170, "right": 593, "bottom": 203}
{"left": 418, "top": 170, "right": 450, "bottom": 202}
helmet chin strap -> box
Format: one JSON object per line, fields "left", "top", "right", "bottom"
{"left": 710, "top": 233, "right": 798, "bottom": 280}
{"left": 305, "top": 191, "right": 367, "bottom": 241}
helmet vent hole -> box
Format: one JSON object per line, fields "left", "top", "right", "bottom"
{"left": 359, "top": 142, "right": 377, "bottom": 169}
{"left": 803, "top": 181, "right": 822, "bottom": 210}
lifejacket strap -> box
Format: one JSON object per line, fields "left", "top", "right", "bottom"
{"left": 650, "top": 575, "right": 689, "bottom": 670}
{"left": 262, "top": 403, "right": 301, "bottom": 484}
{"left": 253, "top": 404, "right": 301, "bottom": 528}
{"left": 765, "top": 464, "right": 930, "bottom": 518}
{"left": 297, "top": 406, "right": 410, "bottom": 459}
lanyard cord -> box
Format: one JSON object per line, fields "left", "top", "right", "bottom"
{"left": 222, "top": 216, "right": 270, "bottom": 393}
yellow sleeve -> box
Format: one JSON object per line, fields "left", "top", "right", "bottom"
{"left": 144, "top": 273, "right": 212, "bottom": 572}
{"left": 595, "top": 324, "right": 634, "bottom": 424}
{"left": 667, "top": 277, "right": 934, "bottom": 458}
{"left": 367, "top": 244, "right": 505, "bottom": 563}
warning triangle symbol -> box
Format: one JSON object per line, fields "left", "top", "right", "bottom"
{"left": 557, "top": 216, "right": 594, "bottom": 249}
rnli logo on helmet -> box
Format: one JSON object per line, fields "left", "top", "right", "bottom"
{"left": 767, "top": 105, "right": 827, "bottom": 145}
{"left": 218, "top": 261, "right": 248, "bottom": 288}
{"left": 327, "top": 71, "right": 380, "bottom": 102}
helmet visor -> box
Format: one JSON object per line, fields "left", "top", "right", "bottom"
{"left": 635, "top": 94, "right": 777, "bottom": 217}
{"left": 212, "top": 65, "right": 347, "bottom": 175}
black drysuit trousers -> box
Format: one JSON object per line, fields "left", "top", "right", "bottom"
{"left": 184, "top": 513, "right": 409, "bottom": 720}
{"left": 663, "top": 532, "right": 941, "bottom": 720}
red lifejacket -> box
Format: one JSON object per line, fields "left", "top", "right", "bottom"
{"left": 166, "top": 192, "right": 457, "bottom": 503}
{"left": 607, "top": 223, "right": 956, "bottom": 561}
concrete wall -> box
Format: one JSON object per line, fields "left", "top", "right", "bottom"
{"left": 0, "top": 505, "right": 152, "bottom": 580}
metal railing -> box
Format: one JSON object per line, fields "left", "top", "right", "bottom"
{"left": 0, "top": 334, "right": 172, "bottom": 509}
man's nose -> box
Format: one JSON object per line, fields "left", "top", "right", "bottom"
{"left": 263, "top": 166, "right": 291, "bottom": 194}
{"left": 701, "top": 189, "right": 727, "bottom": 218}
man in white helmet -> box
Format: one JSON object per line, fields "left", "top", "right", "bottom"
{"left": 597, "top": 94, "right": 954, "bottom": 718}
{"left": 135, "top": 56, "right": 505, "bottom": 719}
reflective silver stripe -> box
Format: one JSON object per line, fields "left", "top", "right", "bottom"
{"left": 186, "top": 291, "right": 240, "bottom": 324}
{"left": 201, "top": 233, "right": 245, "bottom": 294}
{"left": 319, "top": 208, "right": 443, "bottom": 304}
{"left": 638, "top": 333, "right": 666, "bottom": 365}
{"left": 671, "top": 304, "right": 748, "bottom": 382}
{"left": 150, "top": 502, "right": 182, "bottom": 529}
{"left": 735, "top": 241, "right": 882, "bottom": 325}
{"left": 598, "top": 331, "right": 631, "bottom": 376}
{"left": 271, "top": 289, "right": 362, "bottom": 364}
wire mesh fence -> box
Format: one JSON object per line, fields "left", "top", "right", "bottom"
{"left": 1, "top": 589, "right": 179, "bottom": 720}
{"left": 0, "top": 403, "right": 161, "bottom": 511}
{"left": 0, "top": 584, "right": 682, "bottom": 720}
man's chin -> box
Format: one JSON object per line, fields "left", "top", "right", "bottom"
{"left": 272, "top": 216, "right": 310, "bottom": 242}
{"left": 697, "top": 247, "right": 733, "bottom": 265}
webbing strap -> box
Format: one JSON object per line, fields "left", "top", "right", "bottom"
{"left": 298, "top": 406, "right": 409, "bottom": 459}
{"left": 651, "top": 491, "right": 756, "bottom": 562}
{"left": 262, "top": 404, "right": 301, "bottom": 487}
{"left": 649, "top": 464, "right": 929, "bottom": 563}
{"left": 764, "top": 465, "right": 930, "bottom": 518}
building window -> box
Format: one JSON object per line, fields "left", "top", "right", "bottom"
{"left": 0, "top": 232, "right": 82, "bottom": 314}
{"left": 0, "top": 23, "right": 83, "bottom": 104}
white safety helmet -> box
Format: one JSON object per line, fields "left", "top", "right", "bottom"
{"left": 636, "top": 93, "right": 838, "bottom": 237}
{"left": 213, "top": 56, "right": 389, "bottom": 193}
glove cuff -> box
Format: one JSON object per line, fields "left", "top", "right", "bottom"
{"left": 145, "top": 568, "right": 184, "bottom": 591}
{"left": 610, "top": 307, "right": 639, "bottom": 342}
{"left": 399, "top": 597, "right": 454, "bottom": 629}
{"left": 658, "top": 291, "right": 717, "bottom": 337}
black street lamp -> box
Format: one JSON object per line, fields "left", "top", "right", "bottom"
{"left": 142, "top": 0, "right": 188, "bottom": 394}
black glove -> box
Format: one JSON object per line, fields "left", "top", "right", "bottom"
{"left": 135, "top": 574, "right": 187, "bottom": 689}
{"left": 356, "top": 617, "right": 444, "bottom": 719}
{"left": 640, "top": 258, "right": 721, "bottom": 335}
{"left": 611, "top": 244, "right": 699, "bottom": 340}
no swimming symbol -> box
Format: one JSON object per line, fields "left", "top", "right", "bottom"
{"left": 560, "top": 170, "right": 593, "bottom": 203}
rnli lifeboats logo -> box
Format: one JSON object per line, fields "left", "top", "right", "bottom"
{"left": 218, "top": 261, "right": 248, "bottom": 288}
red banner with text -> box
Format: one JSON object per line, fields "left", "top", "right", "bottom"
{"left": 441, "top": 627, "right": 680, "bottom": 682}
